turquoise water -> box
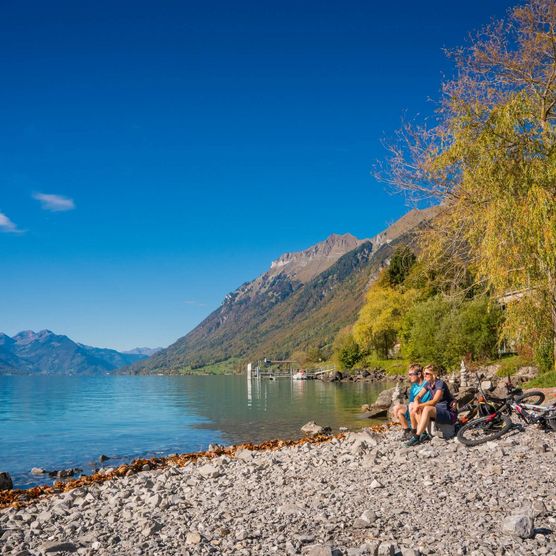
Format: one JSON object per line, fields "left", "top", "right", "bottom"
{"left": 0, "top": 375, "right": 388, "bottom": 489}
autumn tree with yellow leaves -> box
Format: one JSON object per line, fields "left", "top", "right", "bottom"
{"left": 378, "top": 0, "right": 556, "bottom": 371}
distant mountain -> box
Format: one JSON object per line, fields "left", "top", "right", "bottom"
{"left": 0, "top": 330, "right": 149, "bottom": 375}
{"left": 127, "top": 207, "right": 437, "bottom": 375}
{"left": 123, "top": 347, "right": 164, "bottom": 357}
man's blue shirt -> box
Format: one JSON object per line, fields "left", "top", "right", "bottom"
{"left": 409, "top": 381, "right": 431, "bottom": 403}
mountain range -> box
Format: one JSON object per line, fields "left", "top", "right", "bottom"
{"left": 0, "top": 330, "right": 152, "bottom": 375}
{"left": 127, "top": 207, "right": 437, "bottom": 374}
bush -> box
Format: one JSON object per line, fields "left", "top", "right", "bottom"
{"left": 332, "top": 329, "right": 361, "bottom": 370}
{"left": 402, "top": 295, "right": 502, "bottom": 368}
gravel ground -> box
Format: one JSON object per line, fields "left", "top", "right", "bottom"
{"left": 0, "top": 426, "right": 554, "bottom": 556}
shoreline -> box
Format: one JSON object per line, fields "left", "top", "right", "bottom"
{"left": 1, "top": 424, "right": 554, "bottom": 555}
{"left": 0, "top": 427, "right": 391, "bottom": 510}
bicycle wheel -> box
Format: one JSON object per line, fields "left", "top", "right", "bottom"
{"left": 546, "top": 401, "right": 556, "bottom": 431}
{"left": 515, "top": 390, "right": 545, "bottom": 406}
{"left": 457, "top": 413, "right": 512, "bottom": 447}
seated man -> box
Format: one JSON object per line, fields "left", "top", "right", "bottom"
{"left": 392, "top": 364, "right": 431, "bottom": 440}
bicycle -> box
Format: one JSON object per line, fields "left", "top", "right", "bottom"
{"left": 456, "top": 373, "right": 509, "bottom": 424}
{"left": 457, "top": 383, "right": 555, "bottom": 446}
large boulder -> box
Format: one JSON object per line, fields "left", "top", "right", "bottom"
{"left": 455, "top": 387, "right": 477, "bottom": 407}
{"left": 373, "top": 387, "right": 395, "bottom": 408}
{"left": 513, "top": 366, "right": 539, "bottom": 382}
{"left": 0, "top": 472, "right": 13, "bottom": 490}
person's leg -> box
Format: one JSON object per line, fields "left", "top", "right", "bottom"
{"left": 406, "top": 406, "right": 436, "bottom": 446}
{"left": 409, "top": 406, "right": 420, "bottom": 431}
{"left": 395, "top": 405, "right": 408, "bottom": 428}
{"left": 416, "top": 406, "right": 437, "bottom": 435}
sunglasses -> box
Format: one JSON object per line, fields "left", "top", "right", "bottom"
{"left": 424, "top": 372, "right": 432, "bottom": 376}
{"left": 408, "top": 372, "right": 419, "bottom": 376}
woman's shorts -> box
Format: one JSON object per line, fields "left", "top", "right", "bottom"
{"left": 435, "top": 402, "right": 457, "bottom": 425}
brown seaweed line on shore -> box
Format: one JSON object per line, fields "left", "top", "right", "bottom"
{"left": 0, "top": 423, "right": 393, "bottom": 510}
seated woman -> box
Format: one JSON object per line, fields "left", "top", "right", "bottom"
{"left": 406, "top": 364, "right": 457, "bottom": 447}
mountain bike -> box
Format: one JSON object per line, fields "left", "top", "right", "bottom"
{"left": 457, "top": 386, "right": 555, "bottom": 447}
{"left": 457, "top": 374, "right": 509, "bottom": 424}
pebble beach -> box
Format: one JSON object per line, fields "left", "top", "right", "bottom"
{"left": 0, "top": 426, "right": 555, "bottom": 556}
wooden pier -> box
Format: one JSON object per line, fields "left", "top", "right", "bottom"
{"left": 246, "top": 360, "right": 336, "bottom": 380}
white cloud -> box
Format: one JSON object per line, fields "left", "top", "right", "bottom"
{"left": 33, "top": 192, "right": 75, "bottom": 212}
{"left": 0, "top": 212, "right": 21, "bottom": 234}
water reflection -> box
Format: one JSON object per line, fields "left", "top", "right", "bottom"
{"left": 0, "top": 375, "right": 390, "bottom": 489}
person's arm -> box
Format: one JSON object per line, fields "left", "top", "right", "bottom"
{"left": 412, "top": 386, "right": 427, "bottom": 410}
{"left": 420, "top": 389, "right": 442, "bottom": 407}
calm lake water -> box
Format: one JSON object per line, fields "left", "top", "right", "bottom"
{"left": 0, "top": 375, "right": 390, "bottom": 489}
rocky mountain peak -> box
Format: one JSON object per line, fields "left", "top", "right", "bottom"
{"left": 269, "top": 232, "right": 369, "bottom": 283}
{"left": 13, "top": 330, "right": 55, "bottom": 345}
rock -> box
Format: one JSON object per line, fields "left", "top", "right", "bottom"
{"left": 41, "top": 541, "right": 78, "bottom": 553}
{"left": 361, "top": 404, "right": 371, "bottom": 412}
{"left": 377, "top": 543, "right": 396, "bottom": 556}
{"left": 48, "top": 468, "right": 82, "bottom": 479}
{"left": 353, "top": 510, "right": 377, "bottom": 529}
{"left": 303, "top": 545, "right": 333, "bottom": 556}
{"left": 480, "top": 380, "right": 493, "bottom": 391}
{"left": 339, "top": 426, "right": 349, "bottom": 432}
{"left": 363, "top": 407, "right": 388, "bottom": 419}
{"left": 502, "top": 514, "right": 534, "bottom": 539}
{"left": 455, "top": 387, "right": 477, "bottom": 406}
{"left": 0, "top": 472, "right": 13, "bottom": 490}
{"left": 31, "top": 467, "right": 46, "bottom": 475}
{"left": 197, "top": 464, "right": 221, "bottom": 479}
{"left": 373, "top": 387, "right": 395, "bottom": 408}
{"left": 529, "top": 500, "right": 547, "bottom": 518}
{"left": 370, "top": 479, "right": 383, "bottom": 489}
{"left": 279, "top": 503, "right": 304, "bottom": 516}
{"left": 301, "top": 421, "right": 329, "bottom": 436}
{"left": 186, "top": 531, "right": 202, "bottom": 545}
{"left": 99, "top": 454, "right": 110, "bottom": 463}
{"left": 141, "top": 521, "right": 163, "bottom": 537}
{"left": 513, "top": 366, "right": 539, "bottom": 382}
{"left": 235, "top": 448, "right": 254, "bottom": 461}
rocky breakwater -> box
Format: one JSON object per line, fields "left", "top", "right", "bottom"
{"left": 1, "top": 426, "right": 555, "bottom": 556}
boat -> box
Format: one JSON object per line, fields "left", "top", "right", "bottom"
{"left": 292, "top": 370, "right": 308, "bottom": 380}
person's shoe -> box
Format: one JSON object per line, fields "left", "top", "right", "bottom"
{"left": 405, "top": 434, "right": 422, "bottom": 447}
{"left": 419, "top": 432, "right": 432, "bottom": 443}
{"left": 401, "top": 428, "right": 412, "bottom": 441}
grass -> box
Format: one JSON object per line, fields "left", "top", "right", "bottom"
{"left": 524, "top": 371, "right": 556, "bottom": 388}
{"left": 179, "top": 358, "right": 243, "bottom": 375}
{"left": 360, "top": 357, "right": 411, "bottom": 376}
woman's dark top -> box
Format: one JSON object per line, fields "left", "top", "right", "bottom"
{"left": 424, "top": 379, "right": 454, "bottom": 405}
{"left": 424, "top": 378, "right": 457, "bottom": 424}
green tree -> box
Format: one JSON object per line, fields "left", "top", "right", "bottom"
{"left": 332, "top": 328, "right": 361, "bottom": 370}
{"left": 402, "top": 296, "right": 502, "bottom": 368}
{"left": 384, "top": 245, "right": 417, "bottom": 287}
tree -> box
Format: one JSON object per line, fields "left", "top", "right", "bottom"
{"left": 332, "top": 328, "right": 361, "bottom": 370}
{"left": 402, "top": 295, "right": 502, "bottom": 368}
{"left": 378, "top": 0, "right": 556, "bottom": 368}
{"left": 353, "top": 283, "right": 414, "bottom": 358}
{"left": 384, "top": 245, "right": 417, "bottom": 287}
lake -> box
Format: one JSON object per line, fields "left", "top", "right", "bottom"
{"left": 0, "top": 375, "right": 390, "bottom": 489}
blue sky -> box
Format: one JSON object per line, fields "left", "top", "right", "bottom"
{"left": 0, "top": 0, "right": 514, "bottom": 350}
